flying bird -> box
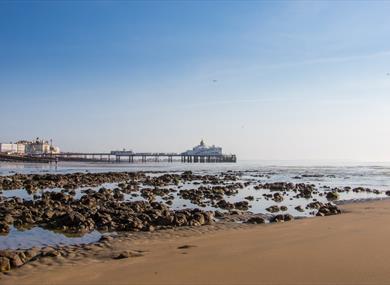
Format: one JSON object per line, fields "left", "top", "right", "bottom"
{"left": 212, "top": 79, "right": 218, "bottom": 83}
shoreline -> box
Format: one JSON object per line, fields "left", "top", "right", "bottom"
{"left": 3, "top": 199, "right": 390, "bottom": 284}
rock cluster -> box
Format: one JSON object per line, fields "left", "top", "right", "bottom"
{"left": 254, "top": 182, "right": 317, "bottom": 199}
{"left": 0, "top": 172, "right": 141, "bottom": 192}
{"left": 270, "top": 214, "right": 293, "bottom": 223}
{"left": 0, "top": 170, "right": 240, "bottom": 193}
{"left": 178, "top": 183, "right": 247, "bottom": 210}
{"left": 0, "top": 189, "right": 214, "bottom": 235}
{"left": 0, "top": 242, "right": 111, "bottom": 272}
{"left": 0, "top": 247, "right": 40, "bottom": 272}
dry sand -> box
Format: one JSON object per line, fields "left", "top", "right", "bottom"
{"left": 3, "top": 199, "right": 390, "bottom": 285}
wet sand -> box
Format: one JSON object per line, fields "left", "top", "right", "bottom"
{"left": 3, "top": 199, "right": 390, "bottom": 285}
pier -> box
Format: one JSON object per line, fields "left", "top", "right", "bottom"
{"left": 44, "top": 152, "right": 237, "bottom": 163}
{"left": 0, "top": 139, "right": 237, "bottom": 164}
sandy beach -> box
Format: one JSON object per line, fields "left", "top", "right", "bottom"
{"left": 2, "top": 0, "right": 390, "bottom": 283}
{"left": 2, "top": 199, "right": 390, "bottom": 285}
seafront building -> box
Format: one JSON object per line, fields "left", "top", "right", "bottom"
{"left": 0, "top": 138, "right": 60, "bottom": 155}
{"left": 182, "top": 140, "right": 223, "bottom": 156}
{"left": 0, "top": 143, "right": 19, "bottom": 154}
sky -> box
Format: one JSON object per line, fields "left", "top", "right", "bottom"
{"left": 1, "top": 1, "right": 390, "bottom": 161}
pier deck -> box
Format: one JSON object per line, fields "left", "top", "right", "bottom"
{"left": 42, "top": 152, "right": 237, "bottom": 163}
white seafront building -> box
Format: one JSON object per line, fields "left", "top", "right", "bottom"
{"left": 0, "top": 138, "right": 60, "bottom": 155}
{"left": 182, "top": 140, "right": 223, "bottom": 156}
{"left": 0, "top": 143, "right": 19, "bottom": 154}
{"left": 0, "top": 142, "right": 26, "bottom": 154}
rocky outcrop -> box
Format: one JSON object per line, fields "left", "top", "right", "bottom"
{"left": 316, "top": 203, "right": 341, "bottom": 216}
{"left": 0, "top": 188, "right": 214, "bottom": 235}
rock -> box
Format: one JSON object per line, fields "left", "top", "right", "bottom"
{"left": 9, "top": 252, "right": 24, "bottom": 267}
{"left": 385, "top": 191, "right": 390, "bottom": 196}
{"left": 266, "top": 205, "right": 280, "bottom": 213}
{"left": 114, "top": 251, "right": 130, "bottom": 259}
{"left": 40, "top": 246, "right": 57, "bottom": 257}
{"left": 24, "top": 248, "right": 40, "bottom": 262}
{"left": 246, "top": 217, "right": 265, "bottom": 224}
{"left": 229, "top": 209, "right": 243, "bottom": 216}
{"left": 216, "top": 200, "right": 234, "bottom": 210}
{"left": 294, "top": 206, "right": 304, "bottom": 212}
{"left": 0, "top": 257, "right": 10, "bottom": 272}
{"left": 192, "top": 212, "right": 205, "bottom": 225}
{"left": 3, "top": 214, "right": 14, "bottom": 224}
{"left": 43, "top": 209, "right": 55, "bottom": 219}
{"left": 177, "top": 245, "right": 197, "bottom": 249}
{"left": 174, "top": 213, "right": 188, "bottom": 227}
{"left": 272, "top": 192, "right": 284, "bottom": 202}
{"left": 0, "top": 222, "right": 10, "bottom": 234}
{"left": 114, "top": 251, "right": 143, "bottom": 259}
{"left": 316, "top": 203, "right": 341, "bottom": 216}
{"left": 326, "top": 191, "right": 339, "bottom": 201}
{"left": 307, "top": 201, "right": 323, "bottom": 209}
{"left": 100, "top": 235, "right": 114, "bottom": 242}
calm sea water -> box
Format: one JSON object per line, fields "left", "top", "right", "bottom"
{"left": 1, "top": 160, "right": 390, "bottom": 189}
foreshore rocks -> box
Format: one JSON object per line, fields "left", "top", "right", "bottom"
{"left": 0, "top": 170, "right": 352, "bottom": 274}
{"left": 0, "top": 189, "right": 214, "bottom": 235}
{"left": 0, "top": 172, "right": 142, "bottom": 192}
{"left": 0, "top": 172, "right": 346, "bottom": 236}
{"left": 0, "top": 184, "right": 216, "bottom": 272}
{"left": 178, "top": 183, "right": 248, "bottom": 212}
{"left": 254, "top": 182, "right": 317, "bottom": 199}
{"left": 0, "top": 171, "right": 241, "bottom": 193}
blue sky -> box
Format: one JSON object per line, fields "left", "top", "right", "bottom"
{"left": 1, "top": 1, "right": 390, "bottom": 161}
